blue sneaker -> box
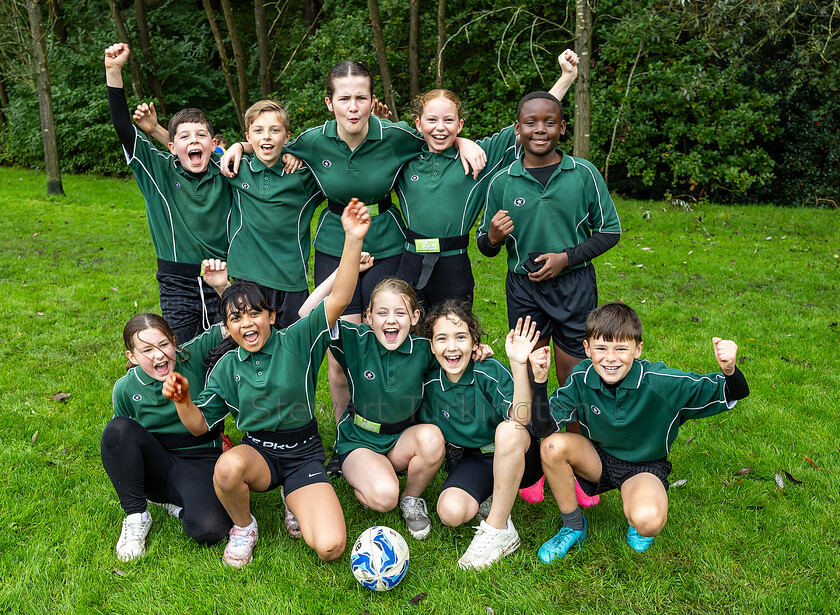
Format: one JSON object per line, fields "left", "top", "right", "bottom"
{"left": 626, "top": 525, "right": 654, "bottom": 552}
{"left": 537, "top": 518, "right": 587, "bottom": 563}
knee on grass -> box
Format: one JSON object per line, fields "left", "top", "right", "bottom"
{"left": 310, "top": 534, "right": 346, "bottom": 562}
{"left": 182, "top": 513, "right": 231, "bottom": 545}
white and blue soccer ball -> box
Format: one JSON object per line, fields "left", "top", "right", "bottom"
{"left": 350, "top": 526, "right": 409, "bottom": 591}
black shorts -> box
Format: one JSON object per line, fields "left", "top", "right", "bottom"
{"left": 442, "top": 432, "right": 543, "bottom": 504}
{"left": 314, "top": 251, "right": 402, "bottom": 316}
{"left": 575, "top": 442, "right": 673, "bottom": 497}
{"left": 242, "top": 420, "right": 330, "bottom": 495}
{"left": 396, "top": 251, "right": 474, "bottom": 311}
{"left": 505, "top": 266, "right": 597, "bottom": 358}
{"left": 156, "top": 259, "right": 223, "bottom": 345}
{"left": 234, "top": 280, "right": 308, "bottom": 329}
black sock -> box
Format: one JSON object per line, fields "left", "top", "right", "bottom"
{"left": 561, "top": 507, "right": 584, "bottom": 531}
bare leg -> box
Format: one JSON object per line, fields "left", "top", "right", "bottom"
{"left": 342, "top": 447, "right": 401, "bottom": 511}
{"left": 540, "top": 432, "right": 602, "bottom": 514}
{"left": 285, "top": 482, "right": 347, "bottom": 561}
{"left": 328, "top": 313, "right": 361, "bottom": 422}
{"left": 486, "top": 421, "right": 531, "bottom": 529}
{"left": 437, "top": 487, "right": 478, "bottom": 527}
{"left": 620, "top": 473, "right": 669, "bottom": 537}
{"left": 387, "top": 424, "right": 445, "bottom": 498}
{"left": 213, "top": 445, "right": 272, "bottom": 527}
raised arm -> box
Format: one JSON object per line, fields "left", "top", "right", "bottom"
{"left": 324, "top": 199, "right": 371, "bottom": 327}
{"left": 548, "top": 49, "right": 579, "bottom": 102}
{"left": 202, "top": 259, "right": 230, "bottom": 298}
{"left": 504, "top": 316, "right": 540, "bottom": 425}
{"left": 298, "top": 252, "right": 372, "bottom": 318}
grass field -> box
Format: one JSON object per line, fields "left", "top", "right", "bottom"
{"left": 1, "top": 167, "right": 838, "bottom": 614}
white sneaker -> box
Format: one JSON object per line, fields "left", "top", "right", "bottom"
{"left": 284, "top": 505, "right": 302, "bottom": 539}
{"left": 149, "top": 500, "right": 183, "bottom": 519}
{"left": 457, "top": 517, "right": 520, "bottom": 570}
{"left": 116, "top": 512, "right": 152, "bottom": 562}
{"left": 399, "top": 496, "right": 432, "bottom": 540}
{"left": 475, "top": 496, "right": 493, "bottom": 522}
{"left": 223, "top": 518, "right": 258, "bottom": 568}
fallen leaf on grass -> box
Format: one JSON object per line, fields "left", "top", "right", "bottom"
{"left": 735, "top": 467, "right": 753, "bottom": 476}
{"left": 114, "top": 569, "right": 125, "bottom": 577}
{"left": 686, "top": 437, "right": 695, "bottom": 444}
{"left": 671, "top": 479, "right": 687, "bottom": 488}
{"left": 487, "top": 608, "right": 496, "bottom": 615}
{"left": 691, "top": 315, "right": 701, "bottom": 323}
{"left": 782, "top": 471, "right": 803, "bottom": 485}
{"left": 804, "top": 456, "right": 827, "bottom": 470}
{"left": 409, "top": 593, "right": 427, "bottom": 605}
{"left": 52, "top": 392, "right": 71, "bottom": 403}
{"left": 774, "top": 473, "right": 785, "bottom": 489}
{"left": 31, "top": 431, "right": 38, "bottom": 443}
{"left": 60, "top": 448, "right": 69, "bottom": 455}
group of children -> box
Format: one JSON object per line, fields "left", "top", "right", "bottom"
{"left": 101, "top": 41, "right": 749, "bottom": 572}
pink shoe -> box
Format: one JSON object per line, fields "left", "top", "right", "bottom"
{"left": 575, "top": 478, "right": 600, "bottom": 508}
{"left": 519, "top": 475, "right": 545, "bottom": 504}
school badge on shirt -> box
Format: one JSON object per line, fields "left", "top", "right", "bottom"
{"left": 322, "top": 160, "right": 332, "bottom": 168}
{"left": 513, "top": 197, "right": 526, "bottom": 207}
{"left": 364, "top": 370, "right": 376, "bottom": 381}
{"left": 591, "top": 405, "right": 601, "bottom": 415}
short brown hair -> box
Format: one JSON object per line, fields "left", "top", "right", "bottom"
{"left": 244, "top": 99, "right": 290, "bottom": 133}
{"left": 585, "top": 302, "right": 643, "bottom": 345}
{"left": 167, "top": 108, "right": 213, "bottom": 142}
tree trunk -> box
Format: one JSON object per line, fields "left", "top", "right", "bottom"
{"left": 435, "top": 0, "right": 445, "bottom": 88}
{"left": 134, "top": 0, "right": 166, "bottom": 114}
{"left": 25, "top": 0, "right": 63, "bottom": 196}
{"left": 219, "top": 0, "right": 249, "bottom": 128}
{"left": 409, "top": 0, "right": 419, "bottom": 100}
{"left": 254, "top": 0, "right": 271, "bottom": 98}
{"left": 46, "top": 0, "right": 66, "bottom": 44}
{"left": 367, "top": 0, "right": 398, "bottom": 121}
{"left": 573, "top": 0, "right": 591, "bottom": 159}
{"left": 303, "top": 0, "right": 321, "bottom": 37}
{"left": 201, "top": 0, "right": 242, "bottom": 132}
{"left": 0, "top": 71, "right": 8, "bottom": 125}
{"left": 106, "top": 0, "right": 144, "bottom": 99}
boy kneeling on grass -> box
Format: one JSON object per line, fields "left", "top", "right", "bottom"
{"left": 531, "top": 302, "right": 749, "bottom": 562}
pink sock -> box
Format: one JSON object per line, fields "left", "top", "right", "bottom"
{"left": 519, "top": 475, "right": 545, "bottom": 504}
{"left": 575, "top": 478, "right": 600, "bottom": 508}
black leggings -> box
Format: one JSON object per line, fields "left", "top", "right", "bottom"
{"left": 100, "top": 417, "right": 232, "bottom": 545}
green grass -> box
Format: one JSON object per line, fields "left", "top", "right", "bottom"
{"left": 1, "top": 167, "right": 838, "bottom": 614}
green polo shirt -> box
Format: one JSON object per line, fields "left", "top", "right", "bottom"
{"left": 330, "top": 322, "right": 436, "bottom": 454}
{"left": 548, "top": 359, "right": 736, "bottom": 462}
{"left": 419, "top": 358, "right": 514, "bottom": 449}
{"left": 111, "top": 323, "right": 224, "bottom": 449}
{"left": 127, "top": 129, "right": 231, "bottom": 264}
{"left": 284, "top": 116, "right": 425, "bottom": 259}
{"left": 397, "top": 125, "right": 517, "bottom": 256}
{"left": 479, "top": 151, "right": 621, "bottom": 275}
{"left": 195, "top": 301, "right": 334, "bottom": 432}
{"left": 226, "top": 156, "right": 323, "bottom": 291}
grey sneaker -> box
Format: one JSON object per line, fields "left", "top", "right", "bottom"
{"left": 399, "top": 496, "right": 431, "bottom": 540}
{"left": 149, "top": 500, "right": 182, "bottom": 519}
{"left": 458, "top": 517, "right": 520, "bottom": 570}
{"left": 116, "top": 512, "right": 153, "bottom": 562}
{"left": 475, "top": 496, "right": 493, "bottom": 523}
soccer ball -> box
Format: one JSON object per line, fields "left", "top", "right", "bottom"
{"left": 350, "top": 526, "right": 409, "bottom": 591}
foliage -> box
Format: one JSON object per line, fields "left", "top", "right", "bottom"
{"left": 0, "top": 0, "right": 837, "bottom": 204}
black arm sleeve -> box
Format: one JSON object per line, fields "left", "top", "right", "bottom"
{"left": 477, "top": 233, "right": 503, "bottom": 257}
{"left": 530, "top": 380, "right": 557, "bottom": 439}
{"left": 564, "top": 231, "right": 620, "bottom": 268}
{"left": 724, "top": 366, "right": 749, "bottom": 402}
{"left": 107, "top": 85, "right": 136, "bottom": 157}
